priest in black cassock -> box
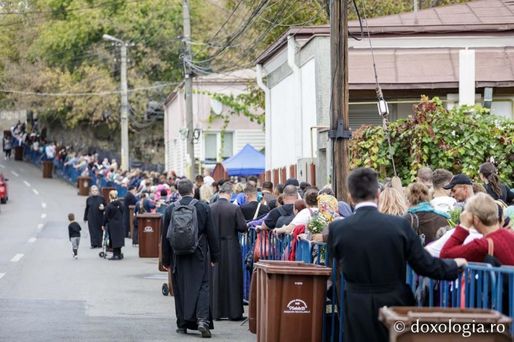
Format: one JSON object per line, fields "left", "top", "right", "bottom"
{"left": 83, "top": 185, "right": 106, "bottom": 248}
{"left": 122, "top": 186, "right": 137, "bottom": 238}
{"left": 161, "top": 179, "right": 220, "bottom": 338}
{"left": 210, "top": 182, "right": 248, "bottom": 320}
{"left": 328, "top": 168, "right": 467, "bottom": 342}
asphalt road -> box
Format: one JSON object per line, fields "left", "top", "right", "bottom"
{"left": 0, "top": 159, "right": 254, "bottom": 342}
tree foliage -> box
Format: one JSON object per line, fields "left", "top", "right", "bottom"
{"left": 350, "top": 97, "right": 514, "bottom": 185}
{"left": 0, "top": 0, "right": 472, "bottom": 131}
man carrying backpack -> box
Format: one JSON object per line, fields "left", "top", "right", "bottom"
{"left": 161, "top": 179, "right": 220, "bottom": 338}
{"left": 262, "top": 185, "right": 298, "bottom": 229}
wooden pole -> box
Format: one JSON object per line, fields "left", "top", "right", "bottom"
{"left": 329, "top": 0, "right": 350, "bottom": 201}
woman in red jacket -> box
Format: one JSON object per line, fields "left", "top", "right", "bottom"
{"left": 441, "top": 192, "right": 514, "bottom": 265}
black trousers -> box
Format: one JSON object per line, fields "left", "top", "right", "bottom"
{"left": 113, "top": 247, "right": 122, "bottom": 257}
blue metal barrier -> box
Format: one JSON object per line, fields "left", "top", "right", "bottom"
{"left": 322, "top": 262, "right": 514, "bottom": 341}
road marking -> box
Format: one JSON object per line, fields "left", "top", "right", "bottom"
{"left": 0, "top": 273, "right": 5, "bottom": 280}
{"left": 23, "top": 180, "right": 31, "bottom": 187}
{"left": 10, "top": 170, "right": 19, "bottom": 177}
{"left": 28, "top": 237, "right": 37, "bottom": 243}
{"left": 10, "top": 254, "right": 24, "bottom": 262}
{"left": 37, "top": 223, "right": 44, "bottom": 231}
{"left": 41, "top": 202, "right": 47, "bottom": 209}
{"left": 32, "top": 189, "right": 39, "bottom": 195}
{"left": 41, "top": 213, "right": 47, "bottom": 219}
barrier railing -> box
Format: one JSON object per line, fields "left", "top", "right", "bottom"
{"left": 324, "top": 262, "right": 514, "bottom": 341}
{"left": 21, "top": 144, "right": 128, "bottom": 198}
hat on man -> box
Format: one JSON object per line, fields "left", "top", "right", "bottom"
{"left": 443, "top": 174, "right": 472, "bottom": 190}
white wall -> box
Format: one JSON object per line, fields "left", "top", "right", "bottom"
{"left": 301, "top": 59, "right": 317, "bottom": 159}
{"left": 270, "top": 73, "right": 296, "bottom": 169}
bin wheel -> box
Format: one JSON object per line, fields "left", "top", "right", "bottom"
{"left": 162, "top": 283, "right": 169, "bottom": 296}
{"left": 99, "top": 251, "right": 105, "bottom": 258}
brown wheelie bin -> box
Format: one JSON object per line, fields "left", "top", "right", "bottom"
{"left": 101, "top": 187, "right": 115, "bottom": 203}
{"left": 14, "top": 146, "right": 23, "bottom": 161}
{"left": 252, "top": 260, "right": 331, "bottom": 342}
{"left": 42, "top": 160, "right": 53, "bottom": 178}
{"left": 137, "top": 213, "right": 161, "bottom": 258}
{"left": 379, "top": 306, "right": 512, "bottom": 342}
{"left": 77, "top": 176, "right": 91, "bottom": 196}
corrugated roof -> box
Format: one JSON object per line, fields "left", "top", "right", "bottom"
{"left": 349, "top": 47, "right": 514, "bottom": 89}
{"left": 255, "top": 0, "right": 514, "bottom": 65}
{"left": 352, "top": 0, "right": 514, "bottom": 34}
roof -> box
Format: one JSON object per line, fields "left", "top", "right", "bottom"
{"left": 354, "top": 0, "right": 514, "bottom": 35}
{"left": 255, "top": 0, "right": 514, "bottom": 65}
{"left": 349, "top": 47, "right": 514, "bottom": 90}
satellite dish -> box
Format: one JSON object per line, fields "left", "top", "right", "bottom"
{"left": 210, "top": 98, "right": 223, "bottom": 115}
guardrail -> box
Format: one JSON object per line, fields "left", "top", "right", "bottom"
{"left": 241, "top": 230, "right": 514, "bottom": 340}
{"left": 22, "top": 144, "right": 128, "bottom": 198}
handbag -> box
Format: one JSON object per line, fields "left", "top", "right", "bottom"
{"left": 483, "top": 238, "right": 501, "bottom": 267}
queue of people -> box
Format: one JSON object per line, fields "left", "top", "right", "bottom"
{"left": 76, "top": 155, "right": 514, "bottom": 339}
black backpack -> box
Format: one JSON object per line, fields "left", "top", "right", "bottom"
{"left": 275, "top": 206, "right": 295, "bottom": 228}
{"left": 166, "top": 199, "right": 199, "bottom": 255}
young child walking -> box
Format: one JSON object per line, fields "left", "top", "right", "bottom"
{"left": 68, "top": 213, "right": 82, "bottom": 259}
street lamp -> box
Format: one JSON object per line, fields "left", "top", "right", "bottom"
{"left": 103, "top": 34, "right": 130, "bottom": 171}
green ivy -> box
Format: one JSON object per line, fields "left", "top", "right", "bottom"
{"left": 195, "top": 85, "right": 264, "bottom": 161}
{"left": 350, "top": 96, "right": 514, "bottom": 185}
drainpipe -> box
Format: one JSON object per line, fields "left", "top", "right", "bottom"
{"left": 287, "top": 35, "right": 304, "bottom": 165}
{"left": 256, "top": 64, "right": 272, "bottom": 174}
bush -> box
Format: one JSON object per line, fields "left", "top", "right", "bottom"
{"left": 349, "top": 96, "right": 514, "bottom": 185}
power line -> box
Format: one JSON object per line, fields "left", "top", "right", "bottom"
{"left": 0, "top": 82, "right": 179, "bottom": 97}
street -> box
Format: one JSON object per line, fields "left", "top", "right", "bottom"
{"left": 0, "top": 160, "right": 254, "bottom": 342}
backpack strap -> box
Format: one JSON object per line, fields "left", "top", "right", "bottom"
{"left": 253, "top": 202, "right": 262, "bottom": 221}
{"left": 189, "top": 198, "right": 198, "bottom": 206}
{"left": 486, "top": 238, "right": 494, "bottom": 256}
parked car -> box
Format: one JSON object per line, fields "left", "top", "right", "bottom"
{"left": 0, "top": 174, "right": 8, "bottom": 204}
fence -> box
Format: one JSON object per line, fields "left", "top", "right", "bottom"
{"left": 22, "top": 144, "right": 128, "bottom": 198}
{"left": 242, "top": 229, "right": 514, "bottom": 340}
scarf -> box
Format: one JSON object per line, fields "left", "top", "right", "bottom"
{"left": 408, "top": 202, "right": 450, "bottom": 219}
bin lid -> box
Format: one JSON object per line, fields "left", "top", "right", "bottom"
{"left": 379, "top": 306, "right": 512, "bottom": 325}
{"left": 137, "top": 213, "right": 162, "bottom": 219}
{"left": 254, "top": 260, "right": 332, "bottom": 276}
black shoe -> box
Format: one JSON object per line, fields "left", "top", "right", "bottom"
{"left": 198, "top": 324, "right": 211, "bottom": 338}
{"left": 176, "top": 328, "right": 187, "bottom": 334}
{"left": 108, "top": 255, "right": 121, "bottom": 260}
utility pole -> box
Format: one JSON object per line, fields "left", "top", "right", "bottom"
{"left": 120, "top": 43, "right": 129, "bottom": 171}
{"left": 103, "top": 34, "right": 130, "bottom": 171}
{"left": 183, "top": 0, "right": 195, "bottom": 180}
{"left": 329, "top": 0, "right": 351, "bottom": 201}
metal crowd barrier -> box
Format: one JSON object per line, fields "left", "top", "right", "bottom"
{"left": 323, "top": 262, "right": 514, "bottom": 341}
{"left": 21, "top": 144, "right": 129, "bottom": 198}
{"left": 238, "top": 231, "right": 514, "bottom": 340}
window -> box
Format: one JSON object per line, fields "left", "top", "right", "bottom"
{"left": 221, "top": 132, "right": 233, "bottom": 159}
{"left": 204, "top": 133, "right": 217, "bottom": 163}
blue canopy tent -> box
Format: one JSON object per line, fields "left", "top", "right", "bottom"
{"left": 222, "top": 144, "right": 264, "bottom": 176}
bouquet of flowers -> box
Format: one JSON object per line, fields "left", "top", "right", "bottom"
{"left": 308, "top": 212, "right": 329, "bottom": 234}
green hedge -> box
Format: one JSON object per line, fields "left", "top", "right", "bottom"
{"left": 349, "top": 96, "right": 514, "bottom": 185}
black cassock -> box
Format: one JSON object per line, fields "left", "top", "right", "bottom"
{"left": 103, "top": 200, "right": 125, "bottom": 248}
{"left": 122, "top": 191, "right": 137, "bottom": 237}
{"left": 161, "top": 196, "right": 220, "bottom": 330}
{"left": 209, "top": 198, "right": 248, "bottom": 320}
{"left": 328, "top": 206, "right": 460, "bottom": 342}
{"left": 84, "top": 195, "right": 106, "bottom": 247}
